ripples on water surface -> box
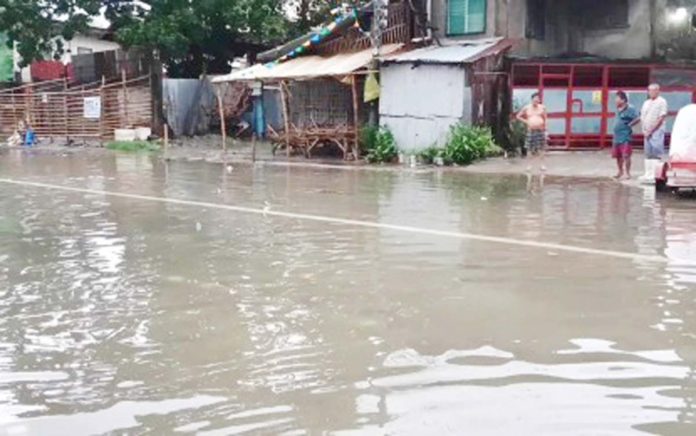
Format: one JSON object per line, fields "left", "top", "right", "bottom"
{"left": 0, "top": 150, "right": 695, "bottom": 435}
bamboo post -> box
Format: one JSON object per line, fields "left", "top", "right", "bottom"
{"left": 63, "top": 78, "right": 69, "bottom": 143}
{"left": 251, "top": 132, "right": 257, "bottom": 162}
{"left": 217, "top": 87, "right": 227, "bottom": 152}
{"left": 80, "top": 88, "right": 86, "bottom": 140}
{"left": 280, "top": 81, "right": 291, "bottom": 158}
{"left": 11, "top": 92, "right": 16, "bottom": 128}
{"left": 99, "top": 76, "right": 106, "bottom": 145}
{"left": 121, "top": 68, "right": 129, "bottom": 127}
{"left": 351, "top": 75, "right": 360, "bottom": 160}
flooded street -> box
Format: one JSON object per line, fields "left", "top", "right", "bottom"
{"left": 0, "top": 149, "right": 695, "bottom": 435}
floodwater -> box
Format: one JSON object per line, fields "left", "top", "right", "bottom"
{"left": 0, "top": 149, "right": 695, "bottom": 436}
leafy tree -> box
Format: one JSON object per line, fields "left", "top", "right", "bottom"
{"left": 285, "top": 0, "right": 336, "bottom": 37}
{"left": 0, "top": 0, "right": 110, "bottom": 67}
{"left": 0, "top": 0, "right": 304, "bottom": 77}
{"left": 116, "top": 0, "right": 290, "bottom": 77}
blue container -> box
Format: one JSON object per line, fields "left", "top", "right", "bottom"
{"left": 24, "top": 129, "right": 35, "bottom": 147}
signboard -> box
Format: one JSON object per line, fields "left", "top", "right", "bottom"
{"left": 592, "top": 91, "right": 602, "bottom": 105}
{"left": 83, "top": 96, "right": 101, "bottom": 119}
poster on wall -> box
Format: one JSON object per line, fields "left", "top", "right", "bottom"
{"left": 83, "top": 96, "right": 101, "bottom": 119}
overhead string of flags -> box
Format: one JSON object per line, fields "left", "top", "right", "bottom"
{"left": 264, "top": 0, "right": 390, "bottom": 69}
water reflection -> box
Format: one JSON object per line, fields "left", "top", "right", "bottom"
{"left": 0, "top": 150, "right": 694, "bottom": 434}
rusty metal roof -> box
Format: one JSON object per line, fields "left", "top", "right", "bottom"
{"left": 382, "top": 38, "right": 513, "bottom": 65}
{"left": 213, "top": 44, "right": 404, "bottom": 83}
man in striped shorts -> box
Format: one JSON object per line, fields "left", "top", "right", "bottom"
{"left": 517, "top": 92, "right": 548, "bottom": 172}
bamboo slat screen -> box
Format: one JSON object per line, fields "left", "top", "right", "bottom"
{"left": 288, "top": 79, "right": 355, "bottom": 129}
{"left": 0, "top": 75, "right": 152, "bottom": 141}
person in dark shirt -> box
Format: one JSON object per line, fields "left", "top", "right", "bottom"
{"left": 612, "top": 91, "right": 640, "bottom": 180}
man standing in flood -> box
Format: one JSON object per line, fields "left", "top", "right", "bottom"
{"left": 517, "top": 92, "right": 547, "bottom": 172}
{"left": 640, "top": 84, "right": 668, "bottom": 183}
{"left": 612, "top": 91, "right": 640, "bottom": 180}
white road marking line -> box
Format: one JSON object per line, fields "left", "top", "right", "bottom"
{"left": 0, "top": 178, "right": 671, "bottom": 264}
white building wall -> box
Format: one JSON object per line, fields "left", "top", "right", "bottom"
{"left": 14, "top": 33, "right": 120, "bottom": 82}
{"left": 379, "top": 63, "right": 470, "bottom": 152}
{"left": 61, "top": 35, "right": 121, "bottom": 63}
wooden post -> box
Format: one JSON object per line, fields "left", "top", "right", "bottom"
{"left": 251, "top": 132, "right": 257, "bottom": 162}
{"left": 122, "top": 68, "right": 130, "bottom": 127}
{"left": 147, "top": 52, "right": 165, "bottom": 136}
{"left": 280, "top": 81, "right": 291, "bottom": 158}
{"left": 217, "top": 87, "right": 227, "bottom": 152}
{"left": 11, "top": 92, "right": 16, "bottom": 128}
{"left": 99, "top": 75, "right": 106, "bottom": 145}
{"left": 163, "top": 123, "right": 169, "bottom": 150}
{"left": 351, "top": 74, "right": 360, "bottom": 160}
{"left": 63, "top": 78, "right": 69, "bottom": 143}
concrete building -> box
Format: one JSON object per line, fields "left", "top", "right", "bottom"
{"left": 429, "top": 0, "right": 691, "bottom": 59}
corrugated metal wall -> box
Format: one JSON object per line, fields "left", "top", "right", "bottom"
{"left": 163, "top": 78, "right": 217, "bottom": 137}
{"left": 379, "top": 63, "right": 470, "bottom": 151}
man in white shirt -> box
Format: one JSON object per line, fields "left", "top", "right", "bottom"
{"left": 639, "top": 84, "right": 668, "bottom": 182}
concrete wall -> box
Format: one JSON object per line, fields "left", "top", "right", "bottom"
{"left": 431, "top": 0, "right": 497, "bottom": 40}
{"left": 580, "top": 0, "right": 652, "bottom": 59}
{"left": 431, "top": 0, "right": 660, "bottom": 60}
{"left": 379, "top": 63, "right": 470, "bottom": 151}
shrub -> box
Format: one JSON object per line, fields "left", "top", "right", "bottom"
{"left": 505, "top": 120, "right": 527, "bottom": 156}
{"left": 442, "top": 124, "right": 499, "bottom": 166}
{"left": 361, "top": 126, "right": 398, "bottom": 164}
{"left": 106, "top": 140, "right": 160, "bottom": 152}
{"left": 418, "top": 146, "right": 443, "bottom": 165}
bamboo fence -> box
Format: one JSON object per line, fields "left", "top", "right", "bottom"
{"left": 0, "top": 74, "right": 152, "bottom": 141}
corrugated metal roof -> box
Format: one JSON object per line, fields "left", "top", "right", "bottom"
{"left": 383, "top": 38, "right": 509, "bottom": 65}
{"left": 213, "top": 44, "right": 403, "bottom": 83}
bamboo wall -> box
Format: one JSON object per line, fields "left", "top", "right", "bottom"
{"left": 0, "top": 75, "right": 152, "bottom": 141}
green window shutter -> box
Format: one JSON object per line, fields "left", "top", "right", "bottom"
{"left": 448, "top": 0, "right": 486, "bottom": 35}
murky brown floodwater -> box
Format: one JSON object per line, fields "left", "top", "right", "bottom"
{"left": 0, "top": 149, "right": 695, "bottom": 435}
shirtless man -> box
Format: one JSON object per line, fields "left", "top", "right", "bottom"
{"left": 516, "top": 92, "right": 548, "bottom": 172}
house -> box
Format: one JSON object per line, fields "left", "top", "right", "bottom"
{"left": 7, "top": 26, "right": 121, "bottom": 83}
{"left": 414, "top": 0, "right": 696, "bottom": 149}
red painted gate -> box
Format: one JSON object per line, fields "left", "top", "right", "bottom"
{"left": 512, "top": 62, "right": 696, "bottom": 150}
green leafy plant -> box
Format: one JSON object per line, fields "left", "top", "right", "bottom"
{"left": 106, "top": 140, "right": 160, "bottom": 152}
{"left": 418, "top": 146, "right": 444, "bottom": 165}
{"left": 505, "top": 120, "right": 527, "bottom": 156}
{"left": 361, "top": 126, "right": 398, "bottom": 164}
{"left": 441, "top": 124, "right": 500, "bottom": 166}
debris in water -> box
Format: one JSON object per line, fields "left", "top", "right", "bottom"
{"left": 263, "top": 201, "right": 271, "bottom": 217}
{"left": 195, "top": 222, "right": 202, "bottom": 232}
{"left": 226, "top": 165, "right": 233, "bottom": 174}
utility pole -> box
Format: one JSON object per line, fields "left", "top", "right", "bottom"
{"left": 368, "top": 0, "right": 389, "bottom": 125}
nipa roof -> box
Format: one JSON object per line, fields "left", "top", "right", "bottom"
{"left": 212, "top": 44, "right": 403, "bottom": 83}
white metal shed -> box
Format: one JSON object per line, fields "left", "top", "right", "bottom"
{"left": 379, "top": 39, "right": 512, "bottom": 152}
